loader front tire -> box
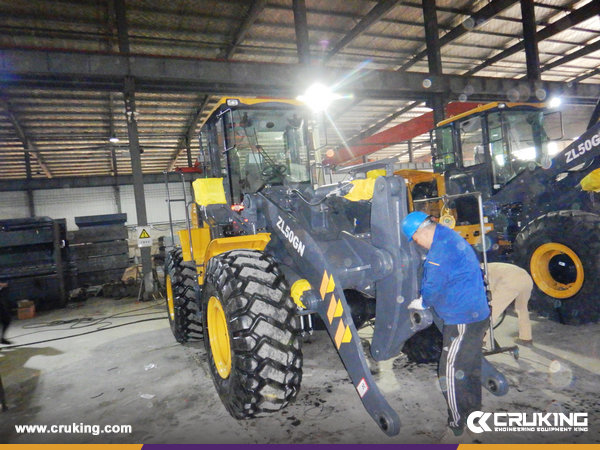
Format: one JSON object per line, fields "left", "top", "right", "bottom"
{"left": 515, "top": 210, "right": 600, "bottom": 325}
{"left": 165, "top": 248, "right": 203, "bottom": 342}
{"left": 202, "top": 250, "right": 302, "bottom": 419}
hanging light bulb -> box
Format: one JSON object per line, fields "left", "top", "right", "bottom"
{"left": 297, "top": 83, "right": 340, "bottom": 112}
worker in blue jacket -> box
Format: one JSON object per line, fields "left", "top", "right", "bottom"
{"left": 402, "top": 211, "right": 490, "bottom": 444}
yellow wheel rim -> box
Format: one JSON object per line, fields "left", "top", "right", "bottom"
{"left": 166, "top": 275, "right": 175, "bottom": 321}
{"left": 207, "top": 296, "right": 232, "bottom": 379}
{"left": 530, "top": 243, "right": 584, "bottom": 299}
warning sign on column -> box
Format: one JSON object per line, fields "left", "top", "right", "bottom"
{"left": 137, "top": 227, "right": 153, "bottom": 248}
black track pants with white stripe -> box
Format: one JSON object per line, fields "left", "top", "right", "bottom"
{"left": 438, "top": 317, "right": 489, "bottom": 431}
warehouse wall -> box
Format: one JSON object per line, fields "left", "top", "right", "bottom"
{"left": 0, "top": 191, "right": 29, "bottom": 219}
{"left": 35, "top": 186, "right": 117, "bottom": 229}
{"left": 0, "top": 182, "right": 191, "bottom": 231}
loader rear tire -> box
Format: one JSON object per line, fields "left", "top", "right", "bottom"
{"left": 165, "top": 248, "right": 203, "bottom": 342}
{"left": 202, "top": 249, "right": 302, "bottom": 419}
{"left": 401, "top": 325, "right": 443, "bottom": 364}
{"left": 515, "top": 210, "right": 600, "bottom": 325}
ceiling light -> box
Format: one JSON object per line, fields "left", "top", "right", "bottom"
{"left": 549, "top": 97, "right": 562, "bottom": 108}
{"left": 109, "top": 136, "right": 120, "bottom": 143}
{"left": 297, "top": 83, "right": 339, "bottom": 112}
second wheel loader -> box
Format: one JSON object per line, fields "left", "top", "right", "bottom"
{"left": 400, "top": 101, "right": 600, "bottom": 325}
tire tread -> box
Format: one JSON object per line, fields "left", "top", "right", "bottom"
{"left": 165, "top": 248, "right": 203, "bottom": 342}
{"left": 202, "top": 250, "right": 302, "bottom": 419}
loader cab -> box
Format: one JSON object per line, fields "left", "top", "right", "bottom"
{"left": 199, "top": 98, "right": 313, "bottom": 205}
{"left": 431, "top": 103, "right": 561, "bottom": 196}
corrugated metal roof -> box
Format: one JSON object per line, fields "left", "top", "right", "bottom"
{"left": 0, "top": 0, "right": 599, "bottom": 180}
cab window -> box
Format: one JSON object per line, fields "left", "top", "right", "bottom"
{"left": 458, "top": 116, "right": 485, "bottom": 167}
{"left": 432, "top": 125, "right": 456, "bottom": 173}
{"left": 488, "top": 112, "right": 514, "bottom": 186}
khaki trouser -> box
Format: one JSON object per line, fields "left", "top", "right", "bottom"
{"left": 485, "top": 262, "right": 533, "bottom": 343}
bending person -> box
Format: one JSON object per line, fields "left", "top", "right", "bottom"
{"left": 486, "top": 262, "right": 533, "bottom": 347}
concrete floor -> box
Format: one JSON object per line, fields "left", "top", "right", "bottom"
{"left": 0, "top": 295, "right": 599, "bottom": 444}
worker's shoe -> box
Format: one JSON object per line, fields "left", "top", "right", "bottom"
{"left": 1, "top": 338, "right": 11, "bottom": 345}
{"left": 514, "top": 338, "right": 533, "bottom": 347}
{"left": 438, "top": 427, "right": 474, "bottom": 444}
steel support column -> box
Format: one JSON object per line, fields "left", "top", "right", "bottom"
{"left": 520, "top": 0, "right": 540, "bottom": 80}
{"left": 109, "top": 92, "right": 122, "bottom": 214}
{"left": 186, "top": 136, "right": 193, "bottom": 167}
{"left": 422, "top": 0, "right": 445, "bottom": 125}
{"left": 113, "top": 0, "right": 130, "bottom": 54}
{"left": 123, "top": 77, "right": 155, "bottom": 297}
{"left": 429, "top": 95, "right": 445, "bottom": 127}
{"left": 115, "top": 1, "right": 154, "bottom": 296}
{"left": 52, "top": 220, "right": 67, "bottom": 307}
{"left": 110, "top": 147, "right": 122, "bottom": 214}
{"left": 292, "top": 0, "right": 311, "bottom": 65}
{"left": 422, "top": 0, "right": 443, "bottom": 77}
{"left": 24, "top": 152, "right": 35, "bottom": 217}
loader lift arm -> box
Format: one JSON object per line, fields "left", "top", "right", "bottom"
{"left": 258, "top": 182, "right": 414, "bottom": 435}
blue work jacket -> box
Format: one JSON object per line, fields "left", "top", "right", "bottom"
{"left": 421, "top": 224, "right": 490, "bottom": 325}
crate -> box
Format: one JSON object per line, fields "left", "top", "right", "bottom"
{"left": 18, "top": 304, "right": 35, "bottom": 320}
{"left": 17, "top": 300, "right": 34, "bottom": 309}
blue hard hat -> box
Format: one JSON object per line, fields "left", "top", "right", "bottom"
{"left": 402, "top": 211, "right": 429, "bottom": 242}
